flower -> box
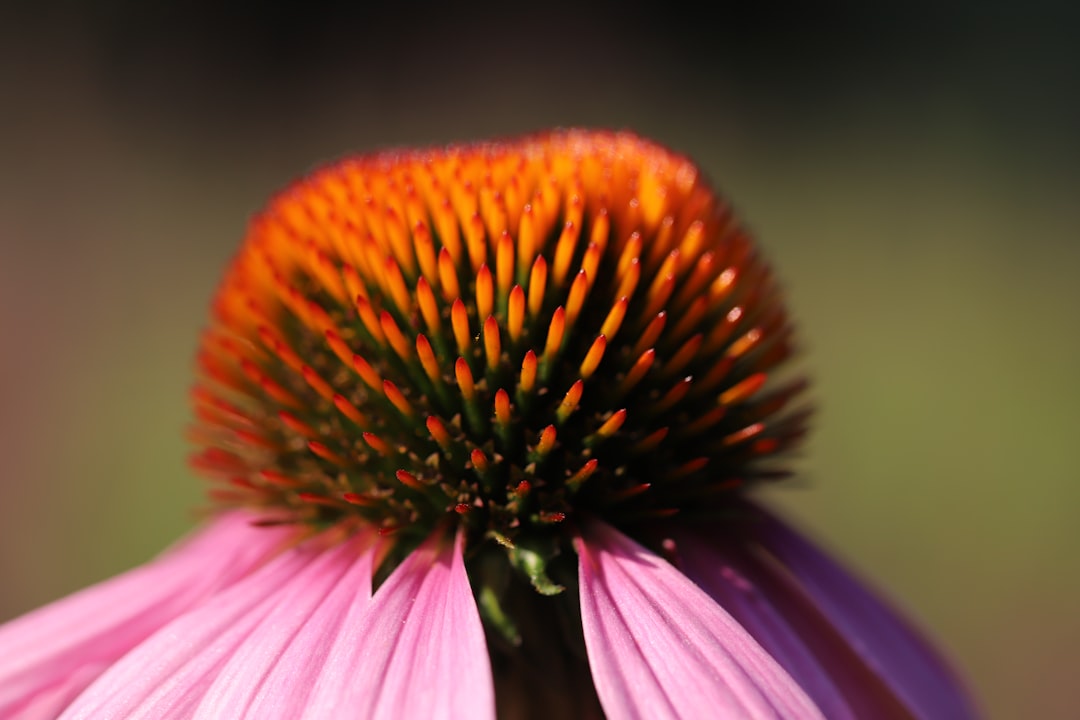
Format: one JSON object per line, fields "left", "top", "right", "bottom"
{"left": 0, "top": 129, "right": 976, "bottom": 719}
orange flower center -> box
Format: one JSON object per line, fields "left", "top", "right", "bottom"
{"left": 189, "top": 129, "right": 806, "bottom": 585}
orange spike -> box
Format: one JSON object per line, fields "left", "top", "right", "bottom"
{"left": 677, "top": 220, "right": 706, "bottom": 268}
{"left": 702, "top": 306, "right": 744, "bottom": 356}
{"left": 669, "top": 457, "right": 709, "bottom": 480}
{"left": 720, "top": 372, "right": 768, "bottom": 406}
{"left": 600, "top": 296, "right": 629, "bottom": 341}
{"left": 396, "top": 469, "right": 426, "bottom": 490}
{"left": 556, "top": 380, "right": 584, "bottom": 423}
{"left": 260, "top": 469, "right": 304, "bottom": 488}
{"left": 632, "top": 311, "right": 667, "bottom": 359}
{"left": 384, "top": 257, "right": 413, "bottom": 315}
{"left": 519, "top": 350, "right": 537, "bottom": 394}
{"left": 451, "top": 299, "right": 471, "bottom": 356}
{"left": 256, "top": 373, "right": 302, "bottom": 409}
{"left": 543, "top": 306, "right": 566, "bottom": 361}
{"left": 257, "top": 326, "right": 300, "bottom": 370}
{"left": 354, "top": 295, "right": 385, "bottom": 344}
{"left": 620, "top": 349, "right": 656, "bottom": 393}
{"left": 580, "top": 335, "right": 607, "bottom": 379}
{"left": 725, "top": 328, "right": 763, "bottom": 360}
{"left": 507, "top": 285, "right": 525, "bottom": 343}
{"left": 617, "top": 231, "right": 642, "bottom": 275}
{"left": 383, "top": 379, "right": 413, "bottom": 417}
{"left": 483, "top": 315, "right": 501, "bottom": 371}
{"left": 480, "top": 185, "right": 507, "bottom": 238}
{"left": 416, "top": 334, "right": 442, "bottom": 384}
{"left": 455, "top": 357, "right": 475, "bottom": 401}
{"left": 564, "top": 270, "right": 589, "bottom": 329}
{"left": 494, "top": 388, "right": 511, "bottom": 426}
{"left": 663, "top": 333, "right": 703, "bottom": 378}
{"left": 672, "top": 250, "right": 717, "bottom": 309}
{"left": 528, "top": 255, "right": 548, "bottom": 317}
{"left": 723, "top": 422, "right": 765, "bottom": 447}
{"left": 426, "top": 415, "right": 453, "bottom": 449}
{"left": 342, "top": 263, "right": 369, "bottom": 303}
{"left": 465, "top": 213, "right": 487, "bottom": 272}
{"left": 496, "top": 231, "right": 514, "bottom": 297}
{"left": 278, "top": 410, "right": 318, "bottom": 438}
{"left": 581, "top": 242, "right": 602, "bottom": 289}
{"left": 343, "top": 492, "right": 379, "bottom": 507}
{"left": 655, "top": 376, "right": 693, "bottom": 413}
{"left": 301, "top": 365, "right": 335, "bottom": 400}
{"left": 333, "top": 393, "right": 367, "bottom": 426}
{"left": 643, "top": 261, "right": 677, "bottom": 319}
{"left": 646, "top": 215, "right": 676, "bottom": 266}
{"left": 616, "top": 257, "right": 641, "bottom": 299}
{"left": 596, "top": 408, "right": 627, "bottom": 438}
{"left": 471, "top": 448, "right": 490, "bottom": 473}
{"left": 607, "top": 483, "right": 652, "bottom": 503}
{"left": 683, "top": 406, "right": 726, "bottom": 435}
{"left": 416, "top": 277, "right": 441, "bottom": 336}
{"left": 710, "top": 266, "right": 738, "bottom": 304}
{"left": 325, "top": 329, "right": 356, "bottom": 367}
{"left": 362, "top": 431, "right": 392, "bottom": 456}
{"left": 536, "top": 424, "right": 557, "bottom": 456}
{"left": 351, "top": 354, "right": 382, "bottom": 390}
{"left": 434, "top": 199, "right": 462, "bottom": 264}
{"left": 384, "top": 208, "right": 417, "bottom": 278}
{"left": 379, "top": 310, "right": 412, "bottom": 360}
{"left": 438, "top": 246, "right": 461, "bottom": 301}
{"left": 308, "top": 440, "right": 348, "bottom": 466}
{"left": 568, "top": 458, "right": 599, "bottom": 489}
{"left": 552, "top": 221, "right": 579, "bottom": 287}
{"left": 475, "top": 264, "right": 494, "bottom": 321}
{"left": 638, "top": 427, "right": 669, "bottom": 452}
{"left": 588, "top": 208, "right": 610, "bottom": 253}
{"left": 670, "top": 296, "right": 709, "bottom": 341}
{"left": 517, "top": 204, "right": 537, "bottom": 279}
{"left": 413, "top": 221, "right": 439, "bottom": 285}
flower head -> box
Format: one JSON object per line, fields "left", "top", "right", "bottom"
{"left": 0, "top": 129, "right": 976, "bottom": 719}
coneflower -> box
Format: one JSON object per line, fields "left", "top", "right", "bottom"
{"left": 0, "top": 129, "right": 976, "bottom": 719}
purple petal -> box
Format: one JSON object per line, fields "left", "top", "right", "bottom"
{"left": 577, "top": 519, "right": 824, "bottom": 720}
{"left": 743, "top": 502, "right": 978, "bottom": 720}
{"left": 303, "top": 529, "right": 495, "bottom": 720}
{"left": 675, "top": 529, "right": 911, "bottom": 719}
{"left": 0, "top": 512, "right": 289, "bottom": 718}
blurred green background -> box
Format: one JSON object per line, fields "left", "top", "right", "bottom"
{"left": 1, "top": 3, "right": 1077, "bottom": 717}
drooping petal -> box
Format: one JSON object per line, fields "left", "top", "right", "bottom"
{"left": 303, "top": 528, "right": 495, "bottom": 720}
{"left": 58, "top": 537, "right": 347, "bottom": 719}
{"left": 0, "top": 512, "right": 290, "bottom": 719}
{"left": 741, "top": 502, "right": 978, "bottom": 720}
{"left": 674, "top": 529, "right": 910, "bottom": 719}
{"left": 577, "top": 519, "right": 824, "bottom": 720}
{"left": 194, "top": 532, "right": 378, "bottom": 718}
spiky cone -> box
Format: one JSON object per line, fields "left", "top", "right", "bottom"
{"left": 0, "top": 130, "right": 977, "bottom": 720}
{"left": 195, "top": 129, "right": 804, "bottom": 552}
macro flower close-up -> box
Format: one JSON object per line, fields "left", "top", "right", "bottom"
{"left": 0, "top": 129, "right": 978, "bottom": 718}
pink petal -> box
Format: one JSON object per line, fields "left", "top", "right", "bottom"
{"left": 303, "top": 529, "right": 495, "bottom": 720}
{"left": 577, "top": 520, "right": 824, "bottom": 720}
{"left": 0, "top": 512, "right": 289, "bottom": 718}
{"left": 675, "top": 529, "right": 908, "bottom": 719}
{"left": 194, "top": 532, "right": 378, "bottom": 718}
{"left": 742, "top": 503, "right": 978, "bottom": 720}
{"left": 58, "top": 539, "right": 335, "bottom": 719}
